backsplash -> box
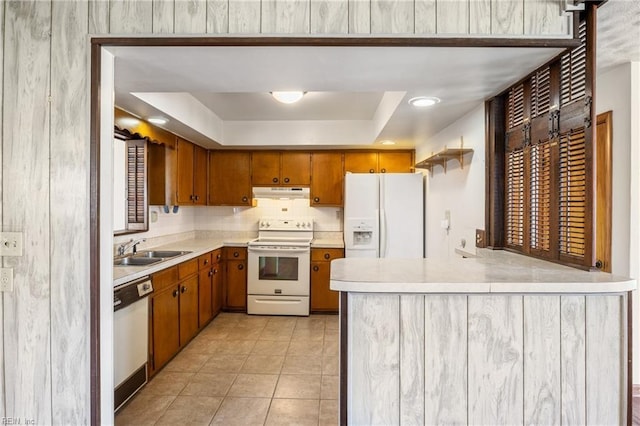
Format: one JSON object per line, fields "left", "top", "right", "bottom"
{"left": 194, "top": 198, "right": 343, "bottom": 232}
{"left": 114, "top": 199, "right": 342, "bottom": 252}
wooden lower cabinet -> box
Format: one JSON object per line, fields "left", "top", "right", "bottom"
{"left": 178, "top": 275, "right": 199, "bottom": 346}
{"left": 212, "top": 255, "right": 223, "bottom": 316}
{"left": 150, "top": 285, "right": 180, "bottom": 374}
{"left": 310, "top": 248, "right": 344, "bottom": 313}
{"left": 149, "top": 262, "right": 200, "bottom": 375}
{"left": 224, "top": 247, "right": 247, "bottom": 312}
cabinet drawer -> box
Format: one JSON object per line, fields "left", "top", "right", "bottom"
{"left": 311, "top": 248, "right": 344, "bottom": 262}
{"left": 178, "top": 259, "right": 198, "bottom": 280}
{"left": 198, "top": 252, "right": 213, "bottom": 270}
{"left": 152, "top": 266, "right": 178, "bottom": 292}
{"left": 212, "top": 248, "right": 223, "bottom": 263}
{"left": 224, "top": 247, "right": 247, "bottom": 260}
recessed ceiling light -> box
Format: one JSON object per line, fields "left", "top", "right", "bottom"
{"left": 271, "top": 91, "right": 306, "bottom": 104}
{"left": 148, "top": 117, "right": 168, "bottom": 125}
{"left": 380, "top": 140, "right": 396, "bottom": 145}
{"left": 408, "top": 96, "right": 441, "bottom": 107}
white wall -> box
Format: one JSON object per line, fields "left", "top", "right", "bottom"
{"left": 416, "top": 104, "right": 486, "bottom": 258}
{"left": 113, "top": 206, "right": 197, "bottom": 247}
{"left": 596, "top": 61, "right": 640, "bottom": 383}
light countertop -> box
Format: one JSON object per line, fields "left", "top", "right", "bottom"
{"left": 113, "top": 234, "right": 344, "bottom": 287}
{"left": 113, "top": 237, "right": 249, "bottom": 287}
{"left": 311, "top": 238, "right": 344, "bottom": 249}
{"left": 330, "top": 250, "right": 636, "bottom": 293}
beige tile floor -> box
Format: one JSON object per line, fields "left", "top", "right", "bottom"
{"left": 116, "top": 313, "right": 339, "bottom": 426}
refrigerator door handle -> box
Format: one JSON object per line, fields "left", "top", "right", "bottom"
{"left": 379, "top": 208, "right": 387, "bottom": 258}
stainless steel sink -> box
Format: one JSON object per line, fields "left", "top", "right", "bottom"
{"left": 114, "top": 256, "right": 163, "bottom": 266}
{"left": 134, "top": 250, "right": 191, "bottom": 259}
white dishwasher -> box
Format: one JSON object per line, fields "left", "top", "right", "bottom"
{"left": 114, "top": 276, "right": 153, "bottom": 412}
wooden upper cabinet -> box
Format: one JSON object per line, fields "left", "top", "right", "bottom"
{"left": 251, "top": 151, "right": 281, "bottom": 185}
{"left": 281, "top": 152, "right": 311, "bottom": 185}
{"left": 209, "top": 151, "right": 252, "bottom": 206}
{"left": 344, "top": 151, "right": 414, "bottom": 174}
{"left": 252, "top": 151, "right": 311, "bottom": 186}
{"left": 344, "top": 152, "right": 378, "bottom": 173}
{"left": 193, "top": 145, "right": 208, "bottom": 205}
{"left": 311, "top": 152, "right": 343, "bottom": 206}
{"left": 148, "top": 142, "right": 178, "bottom": 206}
{"left": 176, "top": 138, "right": 207, "bottom": 205}
{"left": 176, "top": 138, "right": 195, "bottom": 204}
{"left": 378, "top": 152, "right": 414, "bottom": 173}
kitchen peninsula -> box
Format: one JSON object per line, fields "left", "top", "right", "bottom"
{"left": 331, "top": 251, "right": 635, "bottom": 425}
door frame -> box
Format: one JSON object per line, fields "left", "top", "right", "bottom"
{"left": 89, "top": 35, "right": 582, "bottom": 424}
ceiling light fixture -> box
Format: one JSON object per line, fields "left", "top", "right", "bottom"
{"left": 380, "top": 140, "right": 396, "bottom": 145}
{"left": 408, "top": 96, "right": 441, "bottom": 107}
{"left": 271, "top": 91, "right": 306, "bottom": 104}
{"left": 148, "top": 117, "right": 168, "bottom": 125}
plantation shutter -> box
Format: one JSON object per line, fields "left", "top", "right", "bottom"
{"left": 529, "top": 141, "right": 552, "bottom": 253}
{"left": 497, "top": 15, "right": 593, "bottom": 269}
{"left": 558, "top": 129, "right": 587, "bottom": 258}
{"left": 126, "top": 139, "right": 148, "bottom": 228}
{"left": 506, "top": 149, "right": 525, "bottom": 248}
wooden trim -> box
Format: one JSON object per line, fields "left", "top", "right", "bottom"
{"left": 89, "top": 42, "right": 101, "bottom": 426}
{"left": 485, "top": 97, "right": 505, "bottom": 248}
{"left": 91, "top": 36, "right": 582, "bottom": 49}
{"left": 595, "top": 111, "right": 613, "bottom": 271}
{"left": 584, "top": 3, "right": 598, "bottom": 269}
{"left": 339, "top": 292, "right": 348, "bottom": 426}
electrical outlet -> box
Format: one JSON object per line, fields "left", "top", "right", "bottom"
{"left": 0, "top": 232, "right": 23, "bottom": 257}
{"left": 0, "top": 268, "right": 13, "bottom": 292}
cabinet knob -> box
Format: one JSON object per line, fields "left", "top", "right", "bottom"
{"left": 195, "top": 195, "right": 200, "bottom": 201}
{"left": 172, "top": 289, "right": 179, "bottom": 298}
{"left": 369, "top": 168, "right": 375, "bottom": 173}
{"left": 313, "top": 197, "right": 320, "bottom": 203}
{"left": 208, "top": 270, "right": 213, "bottom": 277}
{"left": 284, "top": 177, "right": 290, "bottom": 183}
{"left": 381, "top": 168, "right": 386, "bottom": 173}
{"left": 273, "top": 177, "right": 279, "bottom": 183}
{"left": 324, "top": 253, "right": 330, "bottom": 260}
{"left": 233, "top": 251, "right": 239, "bottom": 258}
{"left": 181, "top": 285, "right": 187, "bottom": 293}
{"left": 242, "top": 196, "right": 248, "bottom": 203}
{"left": 216, "top": 254, "right": 221, "bottom": 261}
{"left": 204, "top": 259, "right": 209, "bottom": 265}
{"left": 189, "top": 194, "right": 195, "bottom": 201}
{"left": 595, "top": 259, "right": 604, "bottom": 269}
{"left": 313, "top": 265, "right": 319, "bottom": 272}
{"left": 238, "top": 264, "right": 244, "bottom": 270}
{"left": 213, "top": 268, "right": 217, "bottom": 275}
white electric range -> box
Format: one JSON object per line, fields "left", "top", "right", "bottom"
{"left": 247, "top": 217, "right": 313, "bottom": 316}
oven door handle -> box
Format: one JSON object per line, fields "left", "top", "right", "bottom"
{"left": 248, "top": 247, "right": 310, "bottom": 254}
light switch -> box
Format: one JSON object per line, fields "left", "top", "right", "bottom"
{"left": 0, "top": 232, "right": 23, "bottom": 257}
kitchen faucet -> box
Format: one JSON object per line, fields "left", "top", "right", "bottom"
{"left": 117, "top": 238, "right": 146, "bottom": 256}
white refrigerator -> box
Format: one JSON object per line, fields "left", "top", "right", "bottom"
{"left": 343, "top": 173, "right": 424, "bottom": 258}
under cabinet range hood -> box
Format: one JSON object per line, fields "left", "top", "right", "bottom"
{"left": 252, "top": 187, "right": 310, "bottom": 199}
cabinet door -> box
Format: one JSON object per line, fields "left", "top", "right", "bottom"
{"left": 209, "top": 151, "right": 252, "bottom": 205}
{"left": 179, "top": 275, "right": 199, "bottom": 346}
{"left": 212, "top": 262, "right": 223, "bottom": 316}
{"left": 176, "top": 138, "right": 195, "bottom": 204}
{"left": 281, "top": 152, "right": 311, "bottom": 185}
{"left": 252, "top": 151, "right": 281, "bottom": 185}
{"left": 378, "top": 152, "right": 414, "bottom": 173}
{"left": 310, "top": 261, "right": 339, "bottom": 312}
{"left": 225, "top": 260, "right": 247, "bottom": 311}
{"left": 193, "top": 144, "right": 208, "bottom": 205}
{"left": 198, "top": 268, "right": 213, "bottom": 328}
{"left": 344, "top": 152, "right": 378, "bottom": 173}
{"left": 151, "top": 286, "right": 180, "bottom": 371}
{"left": 311, "top": 152, "right": 343, "bottom": 206}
